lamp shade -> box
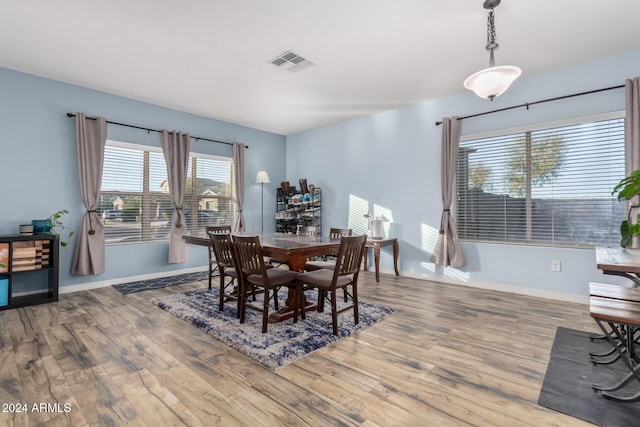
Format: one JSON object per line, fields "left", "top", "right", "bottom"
{"left": 255, "top": 170, "right": 270, "bottom": 184}
{"left": 463, "top": 65, "right": 521, "bottom": 101}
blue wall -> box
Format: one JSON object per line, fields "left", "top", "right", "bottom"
{"left": 286, "top": 50, "right": 640, "bottom": 298}
{"left": 3, "top": 49, "right": 640, "bottom": 298}
{"left": 0, "top": 67, "right": 286, "bottom": 289}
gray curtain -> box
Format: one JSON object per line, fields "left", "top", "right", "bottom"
{"left": 71, "top": 113, "right": 107, "bottom": 275}
{"left": 432, "top": 116, "right": 466, "bottom": 267}
{"left": 161, "top": 130, "right": 190, "bottom": 263}
{"left": 233, "top": 142, "right": 246, "bottom": 232}
{"left": 626, "top": 77, "right": 640, "bottom": 247}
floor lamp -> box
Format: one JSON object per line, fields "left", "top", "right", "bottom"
{"left": 255, "top": 170, "right": 270, "bottom": 233}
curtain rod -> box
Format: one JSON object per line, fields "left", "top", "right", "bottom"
{"left": 434, "top": 84, "right": 625, "bottom": 126}
{"left": 66, "top": 112, "right": 248, "bottom": 148}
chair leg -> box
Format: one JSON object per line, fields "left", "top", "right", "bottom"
{"left": 218, "top": 274, "right": 225, "bottom": 311}
{"left": 262, "top": 288, "right": 270, "bottom": 333}
{"left": 317, "top": 290, "right": 325, "bottom": 312}
{"left": 235, "top": 282, "right": 243, "bottom": 319}
{"left": 352, "top": 283, "right": 359, "bottom": 326}
{"left": 293, "top": 285, "right": 299, "bottom": 323}
{"left": 209, "top": 262, "right": 213, "bottom": 290}
{"left": 239, "top": 280, "right": 247, "bottom": 324}
{"left": 331, "top": 289, "right": 339, "bottom": 336}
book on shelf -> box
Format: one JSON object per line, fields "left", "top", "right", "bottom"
{"left": 12, "top": 247, "right": 37, "bottom": 257}
{"left": 12, "top": 265, "right": 37, "bottom": 272}
{"left": 13, "top": 261, "right": 36, "bottom": 268}
{"left": 12, "top": 257, "right": 36, "bottom": 265}
{"left": 12, "top": 241, "right": 33, "bottom": 249}
{"left": 12, "top": 243, "right": 37, "bottom": 271}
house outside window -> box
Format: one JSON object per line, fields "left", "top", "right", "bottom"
{"left": 101, "top": 140, "right": 235, "bottom": 245}
{"left": 455, "top": 113, "right": 626, "bottom": 247}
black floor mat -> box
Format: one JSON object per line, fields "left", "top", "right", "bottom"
{"left": 538, "top": 327, "right": 640, "bottom": 426}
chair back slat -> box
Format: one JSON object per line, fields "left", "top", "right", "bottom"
{"left": 334, "top": 235, "right": 367, "bottom": 278}
{"left": 232, "top": 235, "right": 266, "bottom": 276}
{"left": 298, "top": 226, "right": 318, "bottom": 237}
{"left": 207, "top": 225, "right": 232, "bottom": 235}
{"left": 329, "top": 228, "right": 352, "bottom": 239}
{"left": 208, "top": 232, "right": 235, "bottom": 269}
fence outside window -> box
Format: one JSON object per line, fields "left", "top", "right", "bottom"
{"left": 456, "top": 113, "right": 626, "bottom": 247}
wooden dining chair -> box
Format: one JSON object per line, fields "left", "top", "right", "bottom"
{"left": 304, "top": 227, "right": 352, "bottom": 271}
{"left": 208, "top": 231, "right": 242, "bottom": 316}
{"left": 232, "top": 235, "right": 301, "bottom": 333}
{"left": 270, "top": 225, "right": 319, "bottom": 268}
{"left": 206, "top": 225, "right": 232, "bottom": 289}
{"left": 296, "top": 234, "right": 367, "bottom": 335}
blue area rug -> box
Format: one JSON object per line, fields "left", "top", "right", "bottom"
{"left": 151, "top": 287, "right": 395, "bottom": 369}
{"left": 112, "top": 271, "right": 210, "bottom": 294}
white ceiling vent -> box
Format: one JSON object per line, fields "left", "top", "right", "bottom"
{"left": 269, "top": 50, "right": 314, "bottom": 73}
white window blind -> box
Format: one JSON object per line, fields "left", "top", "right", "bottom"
{"left": 456, "top": 115, "right": 626, "bottom": 247}
{"left": 100, "top": 141, "right": 235, "bottom": 245}
{"left": 183, "top": 156, "right": 235, "bottom": 231}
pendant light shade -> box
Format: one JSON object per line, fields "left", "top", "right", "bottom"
{"left": 464, "top": 0, "right": 521, "bottom": 101}
{"left": 464, "top": 65, "right": 521, "bottom": 101}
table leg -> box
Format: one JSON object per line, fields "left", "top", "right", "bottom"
{"left": 374, "top": 245, "right": 381, "bottom": 282}
{"left": 268, "top": 254, "right": 317, "bottom": 323}
{"left": 364, "top": 241, "right": 399, "bottom": 282}
{"left": 393, "top": 240, "right": 399, "bottom": 276}
{"left": 363, "top": 248, "right": 369, "bottom": 271}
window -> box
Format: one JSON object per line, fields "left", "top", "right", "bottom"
{"left": 456, "top": 113, "right": 626, "bottom": 247}
{"left": 101, "top": 141, "right": 235, "bottom": 245}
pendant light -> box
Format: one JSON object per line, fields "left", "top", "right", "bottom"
{"left": 463, "top": 0, "right": 521, "bottom": 101}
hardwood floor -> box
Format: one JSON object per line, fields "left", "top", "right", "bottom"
{"left": 0, "top": 272, "right": 597, "bottom": 426}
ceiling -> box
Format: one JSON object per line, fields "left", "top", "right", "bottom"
{"left": 2, "top": 1, "right": 640, "bottom": 136}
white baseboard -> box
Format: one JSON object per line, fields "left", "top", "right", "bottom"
{"left": 59, "top": 266, "right": 208, "bottom": 294}
{"left": 59, "top": 265, "right": 588, "bottom": 305}
{"left": 376, "top": 268, "right": 589, "bottom": 305}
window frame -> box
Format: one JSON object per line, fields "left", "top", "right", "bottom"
{"left": 455, "top": 110, "right": 626, "bottom": 249}
{"left": 101, "top": 140, "right": 235, "bottom": 246}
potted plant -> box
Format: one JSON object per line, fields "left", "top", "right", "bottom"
{"left": 32, "top": 210, "right": 75, "bottom": 247}
{"left": 612, "top": 170, "right": 640, "bottom": 247}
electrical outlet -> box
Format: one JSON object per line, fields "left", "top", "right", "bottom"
{"left": 551, "top": 259, "right": 561, "bottom": 272}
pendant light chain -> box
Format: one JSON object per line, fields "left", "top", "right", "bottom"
{"left": 486, "top": 9, "right": 497, "bottom": 50}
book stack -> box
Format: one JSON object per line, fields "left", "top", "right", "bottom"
{"left": 12, "top": 241, "right": 37, "bottom": 272}
{"left": 34, "top": 240, "right": 51, "bottom": 269}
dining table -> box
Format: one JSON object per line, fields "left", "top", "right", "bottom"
{"left": 595, "top": 246, "right": 640, "bottom": 286}
{"left": 184, "top": 231, "right": 342, "bottom": 322}
{"left": 592, "top": 246, "right": 640, "bottom": 401}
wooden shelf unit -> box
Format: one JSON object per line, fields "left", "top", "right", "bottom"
{"left": 275, "top": 187, "right": 322, "bottom": 234}
{"left": 0, "top": 234, "right": 59, "bottom": 310}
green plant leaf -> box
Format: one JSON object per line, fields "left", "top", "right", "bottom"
{"left": 613, "top": 170, "right": 640, "bottom": 247}
{"left": 46, "top": 209, "right": 74, "bottom": 247}
{"left": 621, "top": 220, "right": 632, "bottom": 248}
{"left": 613, "top": 169, "right": 640, "bottom": 200}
